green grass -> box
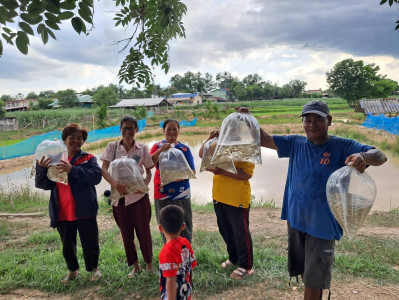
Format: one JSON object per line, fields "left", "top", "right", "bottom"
{"left": 0, "top": 186, "right": 48, "bottom": 213}
{"left": 0, "top": 138, "right": 26, "bottom": 146}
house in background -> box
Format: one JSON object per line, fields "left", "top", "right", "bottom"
{"left": 167, "top": 93, "right": 203, "bottom": 105}
{"left": 77, "top": 94, "right": 93, "bottom": 108}
{"left": 109, "top": 98, "right": 172, "bottom": 114}
{"left": 4, "top": 99, "right": 38, "bottom": 112}
{"left": 355, "top": 98, "right": 399, "bottom": 117}
{"left": 211, "top": 88, "right": 235, "bottom": 101}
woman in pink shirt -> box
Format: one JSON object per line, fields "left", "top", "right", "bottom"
{"left": 101, "top": 116, "right": 154, "bottom": 277}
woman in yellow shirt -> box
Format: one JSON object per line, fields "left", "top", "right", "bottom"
{"left": 199, "top": 131, "right": 254, "bottom": 280}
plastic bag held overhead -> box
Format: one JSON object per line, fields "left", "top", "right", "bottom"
{"left": 109, "top": 156, "right": 149, "bottom": 200}
{"left": 211, "top": 112, "right": 262, "bottom": 165}
{"left": 326, "top": 166, "right": 377, "bottom": 240}
{"left": 200, "top": 137, "right": 237, "bottom": 173}
{"left": 35, "top": 139, "right": 69, "bottom": 185}
{"left": 158, "top": 145, "right": 196, "bottom": 186}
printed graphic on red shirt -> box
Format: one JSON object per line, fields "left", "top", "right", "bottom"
{"left": 159, "top": 237, "right": 197, "bottom": 300}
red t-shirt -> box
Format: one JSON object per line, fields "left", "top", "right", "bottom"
{"left": 159, "top": 237, "right": 197, "bottom": 300}
{"left": 56, "top": 157, "right": 76, "bottom": 221}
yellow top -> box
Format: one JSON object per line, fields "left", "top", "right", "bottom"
{"left": 212, "top": 161, "right": 255, "bottom": 208}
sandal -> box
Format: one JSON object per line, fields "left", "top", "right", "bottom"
{"left": 230, "top": 267, "right": 253, "bottom": 280}
{"left": 91, "top": 269, "right": 102, "bottom": 282}
{"left": 221, "top": 259, "right": 235, "bottom": 269}
{"left": 127, "top": 267, "right": 142, "bottom": 278}
{"left": 61, "top": 270, "right": 79, "bottom": 285}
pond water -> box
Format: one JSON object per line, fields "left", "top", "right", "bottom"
{"left": 1, "top": 135, "right": 398, "bottom": 212}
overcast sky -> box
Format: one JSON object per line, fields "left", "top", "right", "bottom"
{"left": 1, "top": 0, "right": 399, "bottom": 97}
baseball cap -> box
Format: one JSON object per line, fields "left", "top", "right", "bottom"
{"left": 300, "top": 100, "right": 330, "bottom": 118}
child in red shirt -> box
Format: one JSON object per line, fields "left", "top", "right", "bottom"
{"left": 158, "top": 205, "right": 197, "bottom": 300}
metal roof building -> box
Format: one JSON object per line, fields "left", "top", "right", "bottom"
{"left": 355, "top": 98, "right": 399, "bottom": 117}
{"left": 109, "top": 98, "right": 172, "bottom": 109}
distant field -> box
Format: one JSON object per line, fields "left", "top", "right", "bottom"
{"left": 0, "top": 138, "right": 25, "bottom": 146}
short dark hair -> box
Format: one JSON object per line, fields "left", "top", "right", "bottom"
{"left": 62, "top": 123, "right": 88, "bottom": 142}
{"left": 159, "top": 205, "right": 184, "bottom": 234}
{"left": 120, "top": 116, "right": 138, "bottom": 130}
{"left": 162, "top": 118, "right": 179, "bottom": 130}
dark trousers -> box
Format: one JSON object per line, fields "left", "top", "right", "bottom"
{"left": 154, "top": 197, "right": 193, "bottom": 243}
{"left": 57, "top": 216, "right": 99, "bottom": 272}
{"left": 113, "top": 195, "right": 153, "bottom": 266}
{"left": 213, "top": 200, "right": 253, "bottom": 270}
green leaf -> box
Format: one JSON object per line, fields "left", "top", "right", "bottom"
{"left": 37, "top": 23, "right": 45, "bottom": 34}
{"left": 16, "top": 31, "right": 29, "bottom": 54}
{"left": 0, "top": 0, "right": 19, "bottom": 10}
{"left": 41, "top": 28, "right": 49, "bottom": 44}
{"left": 46, "top": 27, "right": 57, "bottom": 40}
{"left": 44, "top": 12, "right": 61, "bottom": 24}
{"left": 0, "top": 7, "right": 8, "bottom": 25}
{"left": 18, "top": 22, "right": 34, "bottom": 35}
{"left": 2, "top": 27, "right": 12, "bottom": 34}
{"left": 45, "top": 20, "right": 60, "bottom": 30}
{"left": 78, "top": 8, "right": 93, "bottom": 24}
{"left": 389, "top": 0, "right": 393, "bottom": 5}
{"left": 71, "top": 17, "right": 82, "bottom": 34}
{"left": 45, "top": 1, "right": 61, "bottom": 14}
{"left": 58, "top": 11, "right": 74, "bottom": 20}
{"left": 0, "top": 39, "right": 3, "bottom": 55}
{"left": 395, "top": 24, "right": 399, "bottom": 30}
{"left": 60, "top": 1, "right": 76, "bottom": 10}
{"left": 380, "top": 0, "right": 388, "bottom": 4}
{"left": 79, "top": 2, "right": 93, "bottom": 16}
{"left": 20, "top": 13, "right": 43, "bottom": 25}
{"left": 27, "top": 1, "right": 45, "bottom": 15}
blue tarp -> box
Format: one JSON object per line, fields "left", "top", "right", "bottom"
{"left": 362, "top": 114, "right": 399, "bottom": 135}
{"left": 160, "top": 118, "right": 197, "bottom": 128}
{"left": 0, "top": 119, "right": 146, "bottom": 160}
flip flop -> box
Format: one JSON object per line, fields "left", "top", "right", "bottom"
{"left": 91, "top": 269, "right": 102, "bottom": 282}
{"left": 230, "top": 267, "right": 253, "bottom": 280}
{"left": 61, "top": 270, "right": 80, "bottom": 285}
{"left": 127, "top": 267, "right": 142, "bottom": 278}
{"left": 221, "top": 259, "right": 235, "bottom": 268}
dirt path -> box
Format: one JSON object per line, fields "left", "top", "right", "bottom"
{"left": 1, "top": 208, "right": 398, "bottom": 299}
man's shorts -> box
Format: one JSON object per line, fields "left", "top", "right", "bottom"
{"left": 287, "top": 222, "right": 335, "bottom": 290}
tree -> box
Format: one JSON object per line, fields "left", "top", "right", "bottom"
{"left": 285, "top": 79, "right": 307, "bottom": 98}
{"left": 38, "top": 98, "right": 54, "bottom": 109}
{"left": 380, "top": 0, "right": 399, "bottom": 30}
{"left": 232, "top": 83, "right": 247, "bottom": 101}
{"left": 92, "top": 87, "right": 119, "bottom": 107}
{"left": 1, "top": 95, "right": 13, "bottom": 101}
{"left": 0, "top": 99, "right": 5, "bottom": 117}
{"left": 96, "top": 104, "right": 108, "bottom": 128}
{"left": 57, "top": 89, "right": 78, "bottom": 108}
{"left": 38, "top": 90, "right": 56, "bottom": 98}
{"left": 242, "top": 74, "right": 264, "bottom": 87}
{"left": 369, "top": 78, "right": 398, "bottom": 98}
{"left": 326, "top": 59, "right": 381, "bottom": 106}
{"left": 26, "top": 91, "right": 38, "bottom": 99}
{"left": 0, "top": 0, "right": 187, "bottom": 87}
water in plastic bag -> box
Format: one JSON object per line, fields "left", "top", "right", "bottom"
{"left": 211, "top": 112, "right": 262, "bottom": 165}
{"left": 34, "top": 139, "right": 69, "bottom": 185}
{"left": 200, "top": 137, "right": 237, "bottom": 173}
{"left": 159, "top": 145, "right": 196, "bottom": 186}
{"left": 326, "top": 166, "right": 377, "bottom": 240}
{"left": 109, "top": 156, "right": 149, "bottom": 200}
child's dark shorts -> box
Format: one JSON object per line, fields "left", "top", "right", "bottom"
{"left": 287, "top": 222, "right": 335, "bottom": 290}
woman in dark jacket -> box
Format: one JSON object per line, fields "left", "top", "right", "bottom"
{"left": 35, "top": 123, "right": 102, "bottom": 284}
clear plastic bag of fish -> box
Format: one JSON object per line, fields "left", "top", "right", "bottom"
{"left": 326, "top": 166, "right": 377, "bottom": 240}
{"left": 34, "top": 139, "right": 69, "bottom": 185}
{"left": 159, "top": 146, "right": 196, "bottom": 186}
{"left": 211, "top": 112, "right": 262, "bottom": 165}
{"left": 109, "top": 156, "right": 149, "bottom": 199}
{"left": 200, "top": 137, "right": 236, "bottom": 173}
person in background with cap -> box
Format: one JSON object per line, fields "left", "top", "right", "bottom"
{"left": 238, "top": 100, "right": 387, "bottom": 300}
